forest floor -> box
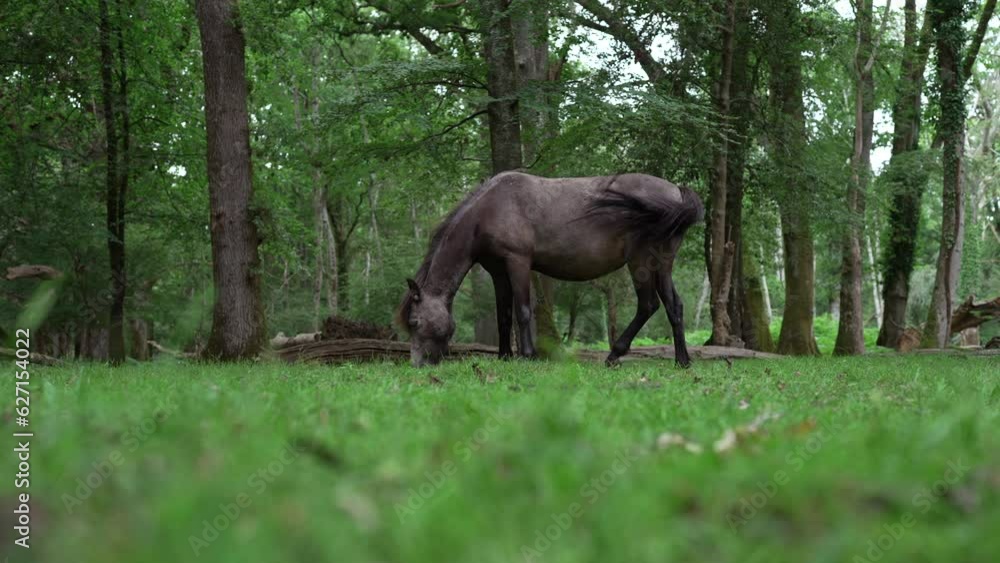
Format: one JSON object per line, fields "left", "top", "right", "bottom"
{"left": 10, "top": 354, "right": 1000, "bottom": 563}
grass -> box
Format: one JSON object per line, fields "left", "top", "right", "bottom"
{"left": 11, "top": 354, "right": 1000, "bottom": 563}
{"left": 605, "top": 316, "right": 883, "bottom": 355}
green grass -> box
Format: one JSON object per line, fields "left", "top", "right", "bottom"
{"left": 12, "top": 354, "right": 1000, "bottom": 563}
{"left": 615, "top": 314, "right": 882, "bottom": 354}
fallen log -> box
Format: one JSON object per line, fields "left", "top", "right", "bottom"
{"left": 0, "top": 347, "right": 62, "bottom": 366}
{"left": 321, "top": 315, "right": 395, "bottom": 340}
{"left": 575, "top": 345, "right": 781, "bottom": 362}
{"left": 147, "top": 340, "right": 196, "bottom": 359}
{"left": 4, "top": 264, "right": 63, "bottom": 281}
{"left": 276, "top": 339, "right": 781, "bottom": 364}
{"left": 270, "top": 332, "right": 320, "bottom": 349}
{"left": 950, "top": 296, "right": 1000, "bottom": 334}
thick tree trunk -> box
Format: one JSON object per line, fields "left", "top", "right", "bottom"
{"left": 707, "top": 0, "right": 738, "bottom": 347}
{"left": 480, "top": 0, "right": 522, "bottom": 173}
{"left": 513, "top": 4, "right": 561, "bottom": 356}
{"left": 531, "top": 274, "right": 560, "bottom": 354}
{"left": 878, "top": 1, "right": 932, "bottom": 348}
{"left": 196, "top": 0, "right": 266, "bottom": 360}
{"left": 100, "top": 0, "right": 126, "bottom": 365}
{"left": 472, "top": 266, "right": 500, "bottom": 345}
{"left": 742, "top": 246, "right": 775, "bottom": 352}
{"left": 835, "top": 0, "right": 880, "bottom": 356}
{"left": 727, "top": 1, "right": 754, "bottom": 347}
{"left": 764, "top": 0, "right": 819, "bottom": 355}
{"left": 923, "top": 0, "right": 968, "bottom": 348}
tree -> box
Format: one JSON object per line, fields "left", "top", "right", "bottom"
{"left": 923, "top": 0, "right": 966, "bottom": 348}
{"left": 834, "top": 0, "right": 888, "bottom": 356}
{"left": 99, "top": 0, "right": 127, "bottom": 364}
{"left": 196, "top": 0, "right": 266, "bottom": 359}
{"left": 479, "top": 0, "right": 522, "bottom": 173}
{"left": 922, "top": 0, "right": 996, "bottom": 347}
{"left": 763, "top": 0, "right": 819, "bottom": 356}
{"left": 707, "top": 0, "right": 740, "bottom": 348}
{"left": 877, "top": 0, "right": 933, "bottom": 348}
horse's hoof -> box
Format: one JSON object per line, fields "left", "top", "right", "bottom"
{"left": 605, "top": 356, "right": 622, "bottom": 368}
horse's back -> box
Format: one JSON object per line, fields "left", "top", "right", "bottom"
{"left": 486, "top": 171, "right": 685, "bottom": 204}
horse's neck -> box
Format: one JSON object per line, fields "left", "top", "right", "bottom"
{"left": 424, "top": 221, "right": 475, "bottom": 303}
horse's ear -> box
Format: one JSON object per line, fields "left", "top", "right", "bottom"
{"left": 406, "top": 278, "right": 421, "bottom": 301}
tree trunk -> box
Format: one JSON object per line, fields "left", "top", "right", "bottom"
{"left": 512, "top": 3, "right": 561, "bottom": 356}
{"left": 922, "top": 0, "right": 968, "bottom": 348}
{"left": 835, "top": 0, "right": 880, "bottom": 356}
{"left": 694, "top": 273, "right": 710, "bottom": 330}
{"left": 707, "top": 0, "right": 739, "bottom": 348}
{"left": 472, "top": 266, "right": 500, "bottom": 345}
{"left": 333, "top": 232, "right": 349, "bottom": 311}
{"left": 865, "top": 233, "right": 883, "bottom": 327}
{"left": 764, "top": 0, "right": 819, "bottom": 356}
{"left": 727, "top": 0, "right": 754, "bottom": 348}
{"left": 877, "top": 1, "right": 932, "bottom": 347}
{"left": 313, "top": 185, "right": 328, "bottom": 329}
{"left": 603, "top": 284, "right": 617, "bottom": 345}
{"left": 531, "top": 273, "right": 560, "bottom": 354}
{"left": 100, "top": 0, "right": 127, "bottom": 365}
{"left": 564, "top": 288, "right": 581, "bottom": 342}
{"left": 480, "top": 0, "right": 523, "bottom": 173}
{"left": 196, "top": 0, "right": 266, "bottom": 360}
{"left": 128, "top": 318, "right": 151, "bottom": 361}
{"left": 742, "top": 246, "right": 775, "bottom": 353}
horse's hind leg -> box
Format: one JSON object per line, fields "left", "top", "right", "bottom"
{"left": 504, "top": 256, "right": 537, "bottom": 358}
{"left": 606, "top": 261, "right": 660, "bottom": 366}
{"left": 654, "top": 268, "right": 692, "bottom": 368}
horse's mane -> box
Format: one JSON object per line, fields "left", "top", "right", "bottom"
{"left": 395, "top": 180, "right": 492, "bottom": 333}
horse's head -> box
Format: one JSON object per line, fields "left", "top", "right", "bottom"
{"left": 398, "top": 278, "right": 455, "bottom": 367}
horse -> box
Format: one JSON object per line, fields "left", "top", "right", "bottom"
{"left": 396, "top": 171, "right": 704, "bottom": 367}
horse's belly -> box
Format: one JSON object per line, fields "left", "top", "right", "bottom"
{"left": 531, "top": 240, "right": 628, "bottom": 281}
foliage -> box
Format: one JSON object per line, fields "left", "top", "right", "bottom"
{"left": 1, "top": 0, "right": 997, "bottom": 353}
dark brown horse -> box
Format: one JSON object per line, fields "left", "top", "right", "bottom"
{"left": 396, "top": 172, "right": 704, "bottom": 367}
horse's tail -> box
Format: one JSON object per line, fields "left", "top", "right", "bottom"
{"left": 586, "top": 185, "right": 705, "bottom": 245}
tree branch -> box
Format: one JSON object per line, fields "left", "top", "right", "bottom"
{"left": 961, "top": 0, "right": 997, "bottom": 82}
{"left": 434, "top": 0, "right": 466, "bottom": 8}
{"left": 420, "top": 108, "right": 488, "bottom": 143}
{"left": 573, "top": 0, "right": 666, "bottom": 83}
{"left": 863, "top": 0, "right": 893, "bottom": 74}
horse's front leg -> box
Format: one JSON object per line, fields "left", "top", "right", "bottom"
{"left": 489, "top": 269, "right": 514, "bottom": 359}
{"left": 505, "top": 257, "right": 537, "bottom": 359}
